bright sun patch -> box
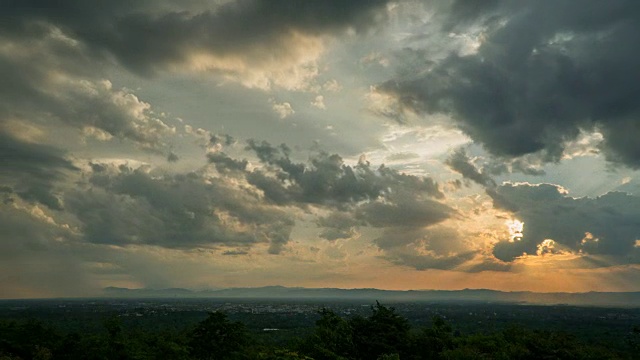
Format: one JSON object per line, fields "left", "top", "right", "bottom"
{"left": 536, "top": 239, "right": 556, "bottom": 256}
{"left": 506, "top": 219, "right": 524, "bottom": 242}
{"left": 581, "top": 232, "right": 599, "bottom": 245}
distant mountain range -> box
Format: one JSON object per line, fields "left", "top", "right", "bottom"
{"left": 102, "top": 286, "right": 640, "bottom": 307}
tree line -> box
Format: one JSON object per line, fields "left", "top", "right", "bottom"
{"left": 1, "top": 302, "right": 637, "bottom": 359}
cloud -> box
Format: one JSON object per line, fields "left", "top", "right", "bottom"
{"left": 271, "top": 101, "right": 295, "bottom": 119}
{"left": 242, "top": 140, "right": 460, "bottom": 267}
{"left": 378, "top": 0, "right": 640, "bottom": 168}
{"left": 0, "top": 131, "right": 77, "bottom": 209}
{"left": 366, "top": 219, "right": 507, "bottom": 273}
{"left": 382, "top": 250, "right": 478, "bottom": 271}
{"left": 0, "top": 0, "right": 392, "bottom": 188}
{"left": 311, "top": 95, "right": 326, "bottom": 110}
{"left": 316, "top": 211, "right": 361, "bottom": 241}
{"left": 54, "top": 79, "right": 175, "bottom": 151}
{"left": 222, "top": 250, "right": 249, "bottom": 256}
{"left": 214, "top": 139, "right": 460, "bottom": 267}
{"left": 373, "top": 226, "right": 480, "bottom": 271}
{"left": 489, "top": 182, "right": 640, "bottom": 264}
{"left": 445, "top": 147, "right": 546, "bottom": 187}
{"left": 3, "top": 0, "right": 391, "bottom": 89}
{"left": 0, "top": 25, "right": 175, "bottom": 152}
{"left": 245, "top": 140, "right": 446, "bottom": 207}
{"left": 385, "top": 152, "right": 420, "bottom": 162}
{"left": 63, "top": 140, "right": 455, "bottom": 260}
{"left": 322, "top": 79, "right": 343, "bottom": 93}
{"left": 0, "top": 198, "right": 95, "bottom": 298}
{"left": 167, "top": 152, "right": 179, "bottom": 162}
{"left": 356, "top": 194, "right": 452, "bottom": 228}
{"left": 445, "top": 148, "right": 496, "bottom": 188}
{"left": 210, "top": 133, "right": 236, "bottom": 147}
{"left": 207, "top": 152, "right": 249, "bottom": 174}
{"left": 67, "top": 164, "right": 294, "bottom": 254}
{"left": 3, "top": 0, "right": 638, "bottom": 294}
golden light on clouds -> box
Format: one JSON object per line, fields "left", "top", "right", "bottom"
{"left": 185, "top": 31, "right": 325, "bottom": 91}
{"left": 536, "top": 239, "right": 557, "bottom": 256}
{"left": 2, "top": 0, "right": 640, "bottom": 298}
{"left": 506, "top": 219, "right": 524, "bottom": 242}
{"left": 581, "top": 232, "right": 599, "bottom": 245}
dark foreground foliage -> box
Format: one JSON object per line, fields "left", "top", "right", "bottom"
{"left": 0, "top": 302, "right": 637, "bottom": 359}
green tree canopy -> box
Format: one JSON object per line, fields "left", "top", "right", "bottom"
{"left": 188, "top": 312, "right": 249, "bottom": 360}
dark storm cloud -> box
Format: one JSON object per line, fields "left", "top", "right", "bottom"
{"left": 0, "top": 0, "right": 391, "bottom": 156}
{"left": 2, "top": 0, "right": 390, "bottom": 75}
{"left": 316, "top": 212, "right": 362, "bottom": 241}
{"left": 356, "top": 194, "right": 452, "bottom": 228}
{"left": 244, "top": 171, "right": 294, "bottom": 206}
{"left": 73, "top": 140, "right": 455, "bottom": 256}
{"left": 506, "top": 159, "right": 546, "bottom": 177}
{"left": 382, "top": 251, "right": 477, "bottom": 271}
{"left": 380, "top": 0, "right": 640, "bottom": 168}
{"left": 246, "top": 140, "right": 444, "bottom": 207}
{"left": 489, "top": 183, "right": 640, "bottom": 263}
{"left": 0, "top": 204, "right": 93, "bottom": 297}
{"left": 207, "top": 152, "right": 248, "bottom": 174}
{"left": 0, "top": 25, "right": 174, "bottom": 151}
{"left": 222, "top": 250, "right": 249, "bottom": 256}
{"left": 445, "top": 148, "right": 495, "bottom": 188}
{"left": 223, "top": 139, "right": 458, "bottom": 265}
{"left": 0, "top": 131, "right": 77, "bottom": 209}
{"left": 167, "top": 152, "right": 179, "bottom": 162}
{"left": 68, "top": 165, "right": 294, "bottom": 253}
{"left": 241, "top": 140, "right": 457, "bottom": 265}
{"left": 445, "top": 147, "right": 545, "bottom": 188}
{"left": 210, "top": 134, "right": 236, "bottom": 147}
{"left": 0, "top": 204, "right": 68, "bottom": 261}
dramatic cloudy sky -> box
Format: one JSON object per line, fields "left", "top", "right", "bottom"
{"left": 2, "top": 0, "right": 640, "bottom": 298}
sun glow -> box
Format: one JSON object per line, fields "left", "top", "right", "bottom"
{"left": 506, "top": 219, "right": 524, "bottom": 242}
{"left": 536, "top": 239, "right": 556, "bottom": 256}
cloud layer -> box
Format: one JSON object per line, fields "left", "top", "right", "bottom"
{"left": 3, "top": 0, "right": 390, "bottom": 89}
{"left": 1, "top": 0, "right": 639, "bottom": 296}
{"left": 380, "top": 0, "right": 640, "bottom": 167}
{"left": 490, "top": 182, "right": 640, "bottom": 263}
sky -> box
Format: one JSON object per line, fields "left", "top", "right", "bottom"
{"left": 1, "top": 0, "right": 640, "bottom": 298}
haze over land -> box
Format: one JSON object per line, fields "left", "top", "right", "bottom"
{"left": 100, "top": 286, "right": 640, "bottom": 308}
{"left": 1, "top": 0, "right": 640, "bottom": 299}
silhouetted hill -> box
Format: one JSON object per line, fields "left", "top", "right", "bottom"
{"left": 102, "top": 286, "right": 640, "bottom": 307}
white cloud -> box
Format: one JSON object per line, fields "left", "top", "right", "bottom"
{"left": 311, "top": 95, "right": 326, "bottom": 110}
{"left": 271, "top": 101, "right": 295, "bottom": 119}
{"left": 360, "top": 52, "right": 390, "bottom": 67}
{"left": 323, "top": 79, "right": 343, "bottom": 93}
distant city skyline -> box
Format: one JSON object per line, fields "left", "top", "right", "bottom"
{"left": 1, "top": 0, "right": 639, "bottom": 298}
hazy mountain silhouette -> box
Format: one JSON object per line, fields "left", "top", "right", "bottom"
{"left": 102, "top": 286, "right": 640, "bottom": 307}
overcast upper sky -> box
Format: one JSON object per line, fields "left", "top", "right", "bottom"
{"left": 2, "top": 0, "right": 639, "bottom": 298}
